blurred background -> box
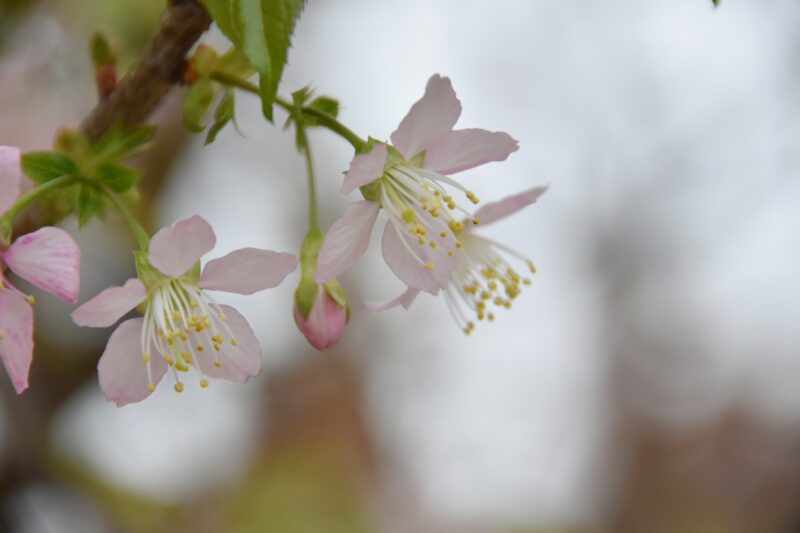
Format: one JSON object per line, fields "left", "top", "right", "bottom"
{"left": 2, "top": 0, "right": 800, "bottom": 531}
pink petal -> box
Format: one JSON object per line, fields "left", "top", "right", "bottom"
{"left": 97, "top": 318, "right": 168, "bottom": 406}
{"left": 341, "top": 143, "right": 387, "bottom": 194}
{"left": 71, "top": 278, "right": 146, "bottom": 328}
{"left": 148, "top": 215, "right": 216, "bottom": 278}
{"left": 193, "top": 305, "right": 261, "bottom": 382}
{"left": 315, "top": 201, "right": 380, "bottom": 282}
{"left": 0, "top": 289, "right": 33, "bottom": 394}
{"left": 381, "top": 222, "right": 441, "bottom": 294}
{"left": 423, "top": 128, "right": 519, "bottom": 175}
{"left": 390, "top": 74, "right": 462, "bottom": 159}
{"left": 294, "top": 286, "right": 348, "bottom": 351}
{"left": 4, "top": 227, "right": 81, "bottom": 302}
{"left": 199, "top": 248, "right": 297, "bottom": 294}
{"left": 364, "top": 286, "right": 420, "bottom": 312}
{"left": 472, "top": 185, "right": 549, "bottom": 228}
{"left": 0, "top": 146, "right": 21, "bottom": 214}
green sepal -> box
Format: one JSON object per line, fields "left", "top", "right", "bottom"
{"left": 294, "top": 277, "right": 317, "bottom": 319}
{"left": 307, "top": 96, "right": 339, "bottom": 121}
{"left": 0, "top": 219, "right": 12, "bottom": 246}
{"left": 293, "top": 227, "right": 324, "bottom": 318}
{"left": 134, "top": 250, "right": 163, "bottom": 292}
{"left": 183, "top": 79, "right": 217, "bottom": 132}
{"left": 323, "top": 279, "right": 348, "bottom": 314}
{"left": 21, "top": 151, "right": 78, "bottom": 184}
{"left": 74, "top": 183, "right": 103, "bottom": 227}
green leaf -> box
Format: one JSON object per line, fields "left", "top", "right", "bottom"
{"left": 205, "top": 90, "right": 235, "bottom": 145}
{"left": 92, "top": 124, "right": 156, "bottom": 161}
{"left": 199, "top": 0, "right": 240, "bottom": 44}
{"left": 75, "top": 184, "right": 103, "bottom": 227}
{"left": 95, "top": 162, "right": 139, "bottom": 193}
{"left": 183, "top": 79, "right": 217, "bottom": 132}
{"left": 90, "top": 31, "right": 115, "bottom": 67}
{"left": 232, "top": 0, "right": 306, "bottom": 121}
{"left": 20, "top": 152, "right": 78, "bottom": 183}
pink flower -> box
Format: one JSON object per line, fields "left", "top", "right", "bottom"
{"left": 366, "top": 186, "right": 548, "bottom": 334}
{"left": 315, "top": 74, "right": 519, "bottom": 295}
{"left": 71, "top": 215, "right": 297, "bottom": 406}
{"left": 294, "top": 281, "right": 348, "bottom": 351}
{"left": 0, "top": 146, "right": 81, "bottom": 394}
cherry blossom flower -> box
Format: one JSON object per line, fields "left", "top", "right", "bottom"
{"left": 315, "top": 74, "right": 519, "bottom": 295}
{"left": 72, "top": 215, "right": 297, "bottom": 406}
{"left": 366, "top": 186, "right": 547, "bottom": 334}
{"left": 0, "top": 146, "right": 81, "bottom": 393}
{"left": 294, "top": 281, "right": 348, "bottom": 351}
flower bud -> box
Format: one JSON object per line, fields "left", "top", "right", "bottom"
{"left": 294, "top": 227, "right": 348, "bottom": 350}
{"left": 294, "top": 280, "right": 348, "bottom": 351}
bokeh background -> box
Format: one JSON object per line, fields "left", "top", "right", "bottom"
{"left": 2, "top": 0, "right": 800, "bottom": 531}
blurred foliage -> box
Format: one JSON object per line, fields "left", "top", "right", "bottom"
{"left": 48, "top": 453, "right": 184, "bottom": 533}
{"left": 222, "top": 446, "right": 373, "bottom": 533}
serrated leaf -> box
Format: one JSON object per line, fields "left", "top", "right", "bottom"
{"left": 95, "top": 162, "right": 139, "bottom": 193}
{"left": 199, "top": 0, "right": 240, "bottom": 44}
{"left": 204, "top": 91, "right": 235, "bottom": 145}
{"left": 20, "top": 152, "right": 78, "bottom": 183}
{"left": 75, "top": 184, "right": 103, "bottom": 227}
{"left": 183, "top": 79, "right": 217, "bottom": 133}
{"left": 232, "top": 0, "right": 306, "bottom": 121}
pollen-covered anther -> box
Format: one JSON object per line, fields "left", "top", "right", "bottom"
{"left": 142, "top": 352, "right": 151, "bottom": 363}
{"left": 26, "top": 295, "right": 36, "bottom": 305}
{"left": 174, "top": 382, "right": 184, "bottom": 393}
{"left": 200, "top": 378, "right": 209, "bottom": 388}
{"left": 230, "top": 338, "right": 238, "bottom": 346}
{"left": 213, "top": 360, "right": 221, "bottom": 368}
{"left": 425, "top": 261, "right": 435, "bottom": 270}
{"left": 147, "top": 382, "right": 155, "bottom": 392}
{"left": 466, "top": 191, "right": 479, "bottom": 204}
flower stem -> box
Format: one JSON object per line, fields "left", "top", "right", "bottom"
{"left": 210, "top": 71, "right": 367, "bottom": 152}
{"left": 303, "top": 140, "right": 319, "bottom": 230}
{"left": 98, "top": 185, "right": 150, "bottom": 251}
{"left": 0, "top": 175, "right": 78, "bottom": 224}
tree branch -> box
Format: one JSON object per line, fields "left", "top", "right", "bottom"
{"left": 80, "top": 0, "right": 211, "bottom": 140}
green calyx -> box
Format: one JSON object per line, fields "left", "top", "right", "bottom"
{"left": 294, "top": 228, "right": 349, "bottom": 319}
{"left": 134, "top": 250, "right": 200, "bottom": 297}
{"left": 358, "top": 140, "right": 424, "bottom": 203}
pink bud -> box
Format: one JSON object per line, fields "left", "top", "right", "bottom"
{"left": 294, "top": 285, "right": 348, "bottom": 351}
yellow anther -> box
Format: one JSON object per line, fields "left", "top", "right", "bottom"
{"left": 211, "top": 334, "right": 223, "bottom": 344}
{"left": 163, "top": 356, "right": 175, "bottom": 366}
{"left": 402, "top": 207, "right": 416, "bottom": 224}
{"left": 448, "top": 219, "right": 464, "bottom": 232}
{"left": 213, "top": 344, "right": 221, "bottom": 351}
{"left": 429, "top": 207, "right": 440, "bottom": 217}
{"left": 425, "top": 261, "right": 435, "bottom": 270}
{"left": 429, "top": 241, "right": 437, "bottom": 248}
{"left": 488, "top": 313, "right": 495, "bottom": 321}
{"left": 523, "top": 278, "right": 532, "bottom": 285}
{"left": 472, "top": 217, "right": 480, "bottom": 225}
{"left": 434, "top": 190, "right": 440, "bottom": 197}
{"left": 418, "top": 236, "right": 426, "bottom": 245}
{"left": 213, "top": 361, "right": 221, "bottom": 368}
{"left": 440, "top": 231, "right": 448, "bottom": 238}
{"left": 181, "top": 352, "right": 192, "bottom": 362}
{"left": 196, "top": 345, "right": 204, "bottom": 351}
{"left": 142, "top": 353, "right": 151, "bottom": 363}
{"left": 174, "top": 382, "right": 184, "bottom": 393}
{"left": 200, "top": 378, "right": 209, "bottom": 388}
{"left": 466, "top": 191, "right": 479, "bottom": 204}
{"left": 488, "top": 282, "right": 498, "bottom": 291}
{"left": 480, "top": 291, "right": 490, "bottom": 300}
{"left": 448, "top": 250, "right": 454, "bottom": 256}
{"left": 455, "top": 240, "right": 462, "bottom": 248}
{"left": 527, "top": 261, "right": 536, "bottom": 273}
{"left": 448, "top": 201, "right": 456, "bottom": 210}
{"left": 230, "top": 339, "right": 238, "bottom": 346}
{"left": 26, "top": 295, "right": 36, "bottom": 305}
{"left": 147, "top": 383, "right": 155, "bottom": 392}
